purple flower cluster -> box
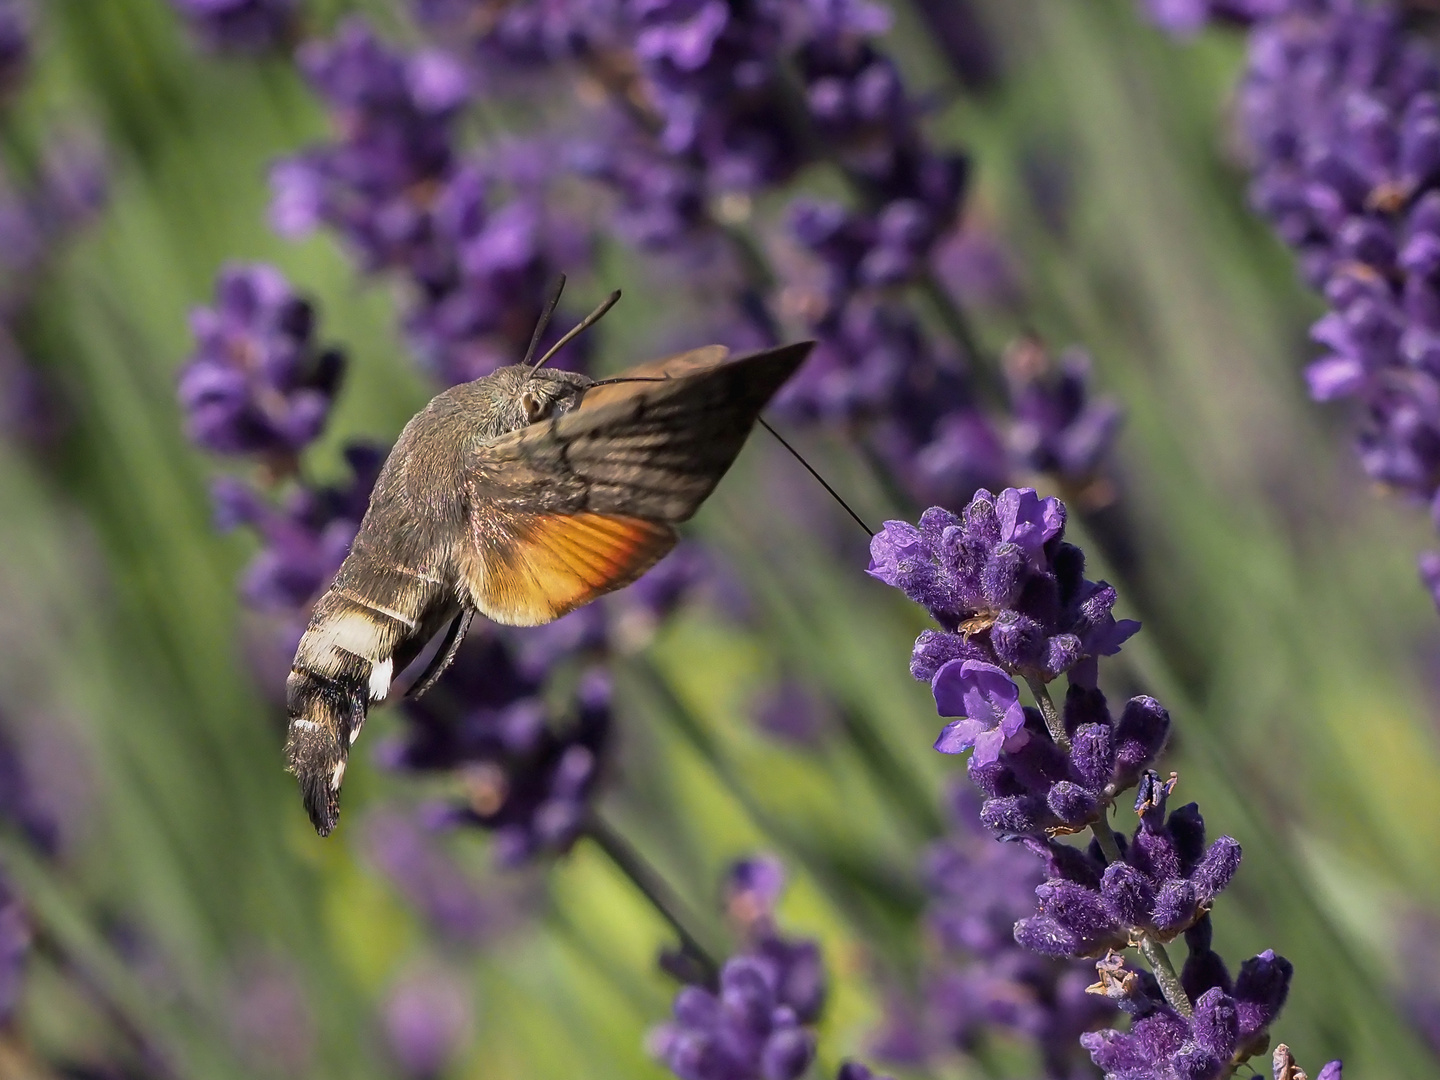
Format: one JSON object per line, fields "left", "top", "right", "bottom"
{"left": 167, "top": 0, "right": 298, "bottom": 54}
{"left": 950, "top": 672, "right": 1170, "bottom": 836}
{"left": 379, "top": 630, "right": 612, "bottom": 867}
{"left": 871, "top": 487, "right": 1302, "bottom": 1076}
{"left": 272, "top": 20, "right": 592, "bottom": 386}
{"left": 178, "top": 264, "right": 346, "bottom": 460}
{"left": 1013, "top": 773, "right": 1241, "bottom": 957}
{"left": 1141, "top": 0, "right": 1440, "bottom": 609}
{"left": 1140, "top": 0, "right": 1282, "bottom": 37}
{"left": 868, "top": 487, "right": 1139, "bottom": 688}
{"left": 1083, "top": 921, "right": 1295, "bottom": 1080}
{"left": 651, "top": 857, "right": 825, "bottom": 1080}
{"left": 177, "top": 265, "right": 377, "bottom": 688}
{"left": 873, "top": 788, "right": 1115, "bottom": 1078}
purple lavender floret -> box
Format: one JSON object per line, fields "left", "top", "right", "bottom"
{"left": 178, "top": 264, "right": 345, "bottom": 459}
{"left": 651, "top": 858, "right": 824, "bottom": 1080}
{"left": 380, "top": 630, "right": 611, "bottom": 867}
{"left": 168, "top": 0, "right": 298, "bottom": 54}
{"left": 1012, "top": 773, "right": 1241, "bottom": 957}
{"left": 868, "top": 487, "right": 1139, "bottom": 686}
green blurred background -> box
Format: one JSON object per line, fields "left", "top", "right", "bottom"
{"left": 3, "top": 0, "right": 1440, "bottom": 1076}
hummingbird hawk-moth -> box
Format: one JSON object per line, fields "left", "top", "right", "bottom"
{"left": 284, "top": 282, "right": 812, "bottom": 835}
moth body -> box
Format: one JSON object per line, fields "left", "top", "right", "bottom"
{"left": 284, "top": 343, "right": 812, "bottom": 835}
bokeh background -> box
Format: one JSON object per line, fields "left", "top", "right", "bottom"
{"left": 3, "top": 0, "right": 1440, "bottom": 1077}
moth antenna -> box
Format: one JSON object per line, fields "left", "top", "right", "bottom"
{"left": 523, "top": 273, "right": 568, "bottom": 368}
{"left": 530, "top": 289, "right": 622, "bottom": 375}
{"left": 757, "top": 416, "right": 875, "bottom": 538}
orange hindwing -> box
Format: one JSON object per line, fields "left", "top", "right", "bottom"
{"left": 467, "top": 512, "right": 676, "bottom": 626}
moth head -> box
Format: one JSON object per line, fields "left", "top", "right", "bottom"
{"left": 485, "top": 364, "right": 595, "bottom": 436}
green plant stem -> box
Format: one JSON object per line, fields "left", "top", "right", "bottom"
{"left": 1025, "top": 676, "right": 1070, "bottom": 751}
{"left": 1090, "top": 819, "right": 1192, "bottom": 1019}
{"left": 583, "top": 811, "right": 721, "bottom": 984}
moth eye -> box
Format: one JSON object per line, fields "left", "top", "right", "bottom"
{"left": 521, "top": 390, "right": 547, "bottom": 423}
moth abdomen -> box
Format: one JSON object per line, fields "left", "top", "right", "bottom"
{"left": 286, "top": 555, "right": 448, "bottom": 834}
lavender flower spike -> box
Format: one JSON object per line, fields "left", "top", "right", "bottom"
{"left": 178, "top": 264, "right": 345, "bottom": 460}
{"left": 875, "top": 486, "right": 1296, "bottom": 1067}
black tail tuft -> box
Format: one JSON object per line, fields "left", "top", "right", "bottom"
{"left": 284, "top": 668, "right": 367, "bottom": 836}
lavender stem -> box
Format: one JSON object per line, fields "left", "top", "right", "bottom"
{"left": 1024, "top": 676, "right": 1070, "bottom": 751}
{"left": 1090, "top": 818, "right": 1194, "bottom": 1019}
{"left": 583, "top": 812, "right": 720, "bottom": 983}
{"left": 1138, "top": 936, "right": 1192, "bottom": 1020}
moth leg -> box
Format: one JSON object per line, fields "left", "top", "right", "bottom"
{"left": 405, "top": 608, "right": 475, "bottom": 700}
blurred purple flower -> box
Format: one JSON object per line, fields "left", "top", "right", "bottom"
{"left": 178, "top": 264, "right": 345, "bottom": 459}
{"left": 0, "top": 715, "right": 60, "bottom": 853}
{"left": 383, "top": 963, "right": 474, "bottom": 1078}
{"left": 272, "top": 19, "right": 593, "bottom": 386}
{"left": 651, "top": 857, "right": 824, "bottom": 1080}
{"left": 380, "top": 630, "right": 611, "bottom": 867}
{"left": 1004, "top": 339, "right": 1124, "bottom": 496}
{"left": 750, "top": 678, "right": 833, "bottom": 747}
{"left": 0, "top": 876, "right": 30, "bottom": 1026}
{"left": 1141, "top": 0, "right": 1440, "bottom": 610}
{"left": 872, "top": 787, "right": 1115, "bottom": 1078}
{"left": 0, "top": 0, "right": 28, "bottom": 101}
{"left": 227, "top": 955, "right": 315, "bottom": 1077}
{"left": 168, "top": 0, "right": 298, "bottom": 54}
{"left": 362, "top": 808, "right": 496, "bottom": 944}
{"left": 211, "top": 442, "right": 382, "bottom": 616}
{"left": 724, "top": 855, "right": 788, "bottom": 933}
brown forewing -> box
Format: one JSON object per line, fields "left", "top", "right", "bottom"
{"left": 458, "top": 341, "right": 813, "bottom": 625}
